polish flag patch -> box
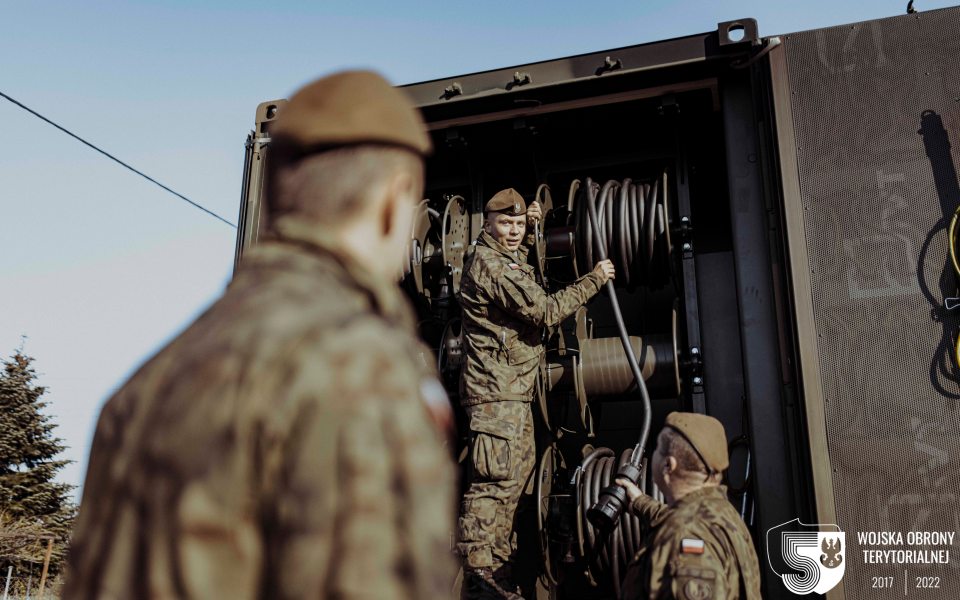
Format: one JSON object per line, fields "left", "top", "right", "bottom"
{"left": 419, "top": 378, "right": 454, "bottom": 436}
{"left": 681, "top": 539, "right": 705, "bottom": 554}
{"left": 508, "top": 263, "right": 523, "bottom": 270}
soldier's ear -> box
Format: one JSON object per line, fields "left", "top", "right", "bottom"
{"left": 664, "top": 455, "right": 678, "bottom": 475}
{"left": 380, "top": 168, "right": 416, "bottom": 237}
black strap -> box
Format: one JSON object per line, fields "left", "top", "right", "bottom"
{"left": 664, "top": 424, "right": 715, "bottom": 475}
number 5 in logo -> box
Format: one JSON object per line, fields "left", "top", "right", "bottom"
{"left": 767, "top": 519, "right": 845, "bottom": 595}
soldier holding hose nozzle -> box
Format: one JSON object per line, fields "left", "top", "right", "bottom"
{"left": 457, "top": 188, "right": 615, "bottom": 599}
{"left": 615, "top": 413, "right": 762, "bottom": 600}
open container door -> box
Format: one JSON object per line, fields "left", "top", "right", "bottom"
{"left": 770, "top": 7, "right": 960, "bottom": 600}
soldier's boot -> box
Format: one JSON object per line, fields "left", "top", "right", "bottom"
{"left": 462, "top": 567, "right": 523, "bottom": 600}
{"left": 493, "top": 562, "right": 525, "bottom": 599}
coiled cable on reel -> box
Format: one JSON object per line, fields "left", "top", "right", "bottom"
{"left": 579, "top": 448, "right": 663, "bottom": 597}
{"left": 570, "top": 174, "right": 672, "bottom": 290}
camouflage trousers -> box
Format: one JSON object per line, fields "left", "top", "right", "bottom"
{"left": 458, "top": 400, "right": 536, "bottom": 570}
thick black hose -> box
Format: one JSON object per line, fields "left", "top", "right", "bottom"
{"left": 575, "top": 178, "right": 655, "bottom": 597}
{"left": 583, "top": 178, "right": 653, "bottom": 465}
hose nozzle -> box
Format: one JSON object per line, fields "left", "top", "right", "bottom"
{"left": 586, "top": 462, "right": 643, "bottom": 532}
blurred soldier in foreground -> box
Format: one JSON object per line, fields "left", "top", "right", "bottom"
{"left": 616, "top": 413, "right": 762, "bottom": 600}
{"left": 64, "top": 71, "right": 458, "bottom": 600}
{"left": 457, "top": 188, "right": 615, "bottom": 599}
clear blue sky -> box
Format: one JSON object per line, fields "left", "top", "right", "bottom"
{"left": 2, "top": 0, "right": 954, "bottom": 501}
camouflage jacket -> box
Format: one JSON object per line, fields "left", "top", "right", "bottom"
{"left": 622, "top": 486, "right": 763, "bottom": 600}
{"left": 458, "top": 231, "right": 603, "bottom": 406}
{"left": 64, "top": 217, "right": 458, "bottom": 600}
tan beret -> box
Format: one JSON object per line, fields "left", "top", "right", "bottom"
{"left": 485, "top": 188, "right": 526, "bottom": 216}
{"left": 273, "top": 70, "right": 432, "bottom": 156}
{"left": 664, "top": 412, "right": 729, "bottom": 473}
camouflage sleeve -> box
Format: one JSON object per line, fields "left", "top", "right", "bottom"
{"left": 631, "top": 494, "right": 670, "bottom": 534}
{"left": 488, "top": 264, "right": 603, "bottom": 328}
{"left": 648, "top": 530, "right": 729, "bottom": 600}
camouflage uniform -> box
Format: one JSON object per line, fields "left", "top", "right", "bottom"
{"left": 64, "top": 218, "right": 458, "bottom": 600}
{"left": 457, "top": 230, "right": 603, "bottom": 572}
{"left": 622, "top": 486, "right": 763, "bottom": 600}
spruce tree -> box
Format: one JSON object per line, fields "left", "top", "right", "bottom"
{"left": 0, "top": 350, "right": 76, "bottom": 584}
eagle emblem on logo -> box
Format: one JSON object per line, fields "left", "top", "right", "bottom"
{"left": 820, "top": 537, "right": 842, "bottom": 569}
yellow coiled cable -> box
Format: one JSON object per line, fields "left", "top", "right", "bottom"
{"left": 949, "top": 206, "right": 960, "bottom": 367}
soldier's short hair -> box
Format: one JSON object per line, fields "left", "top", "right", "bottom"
{"left": 269, "top": 145, "right": 423, "bottom": 223}
{"left": 658, "top": 428, "right": 723, "bottom": 483}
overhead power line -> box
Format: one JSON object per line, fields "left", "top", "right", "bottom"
{"left": 0, "top": 90, "right": 236, "bottom": 228}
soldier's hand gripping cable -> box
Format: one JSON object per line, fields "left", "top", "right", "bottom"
{"left": 457, "top": 188, "right": 614, "bottom": 599}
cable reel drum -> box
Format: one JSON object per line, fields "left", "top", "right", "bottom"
{"left": 536, "top": 445, "right": 666, "bottom": 594}
{"left": 408, "top": 195, "right": 469, "bottom": 306}
{"left": 532, "top": 183, "right": 554, "bottom": 286}
{"left": 407, "top": 196, "right": 469, "bottom": 384}
{"left": 442, "top": 195, "right": 469, "bottom": 294}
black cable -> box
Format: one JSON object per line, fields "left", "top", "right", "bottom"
{"left": 583, "top": 178, "right": 652, "bottom": 464}
{"left": 0, "top": 90, "right": 236, "bottom": 228}
{"left": 580, "top": 177, "right": 654, "bottom": 597}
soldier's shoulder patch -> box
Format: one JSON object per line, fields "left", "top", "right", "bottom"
{"left": 508, "top": 263, "right": 522, "bottom": 270}
{"left": 682, "top": 578, "right": 713, "bottom": 600}
{"left": 681, "top": 538, "right": 705, "bottom": 554}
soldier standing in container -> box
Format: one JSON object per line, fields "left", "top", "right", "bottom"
{"left": 64, "top": 71, "right": 458, "bottom": 600}
{"left": 616, "top": 412, "right": 763, "bottom": 600}
{"left": 457, "top": 188, "right": 615, "bottom": 599}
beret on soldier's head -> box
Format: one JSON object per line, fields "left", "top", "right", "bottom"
{"left": 664, "top": 412, "right": 729, "bottom": 473}
{"left": 485, "top": 188, "right": 527, "bottom": 216}
{"left": 272, "top": 70, "right": 432, "bottom": 157}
